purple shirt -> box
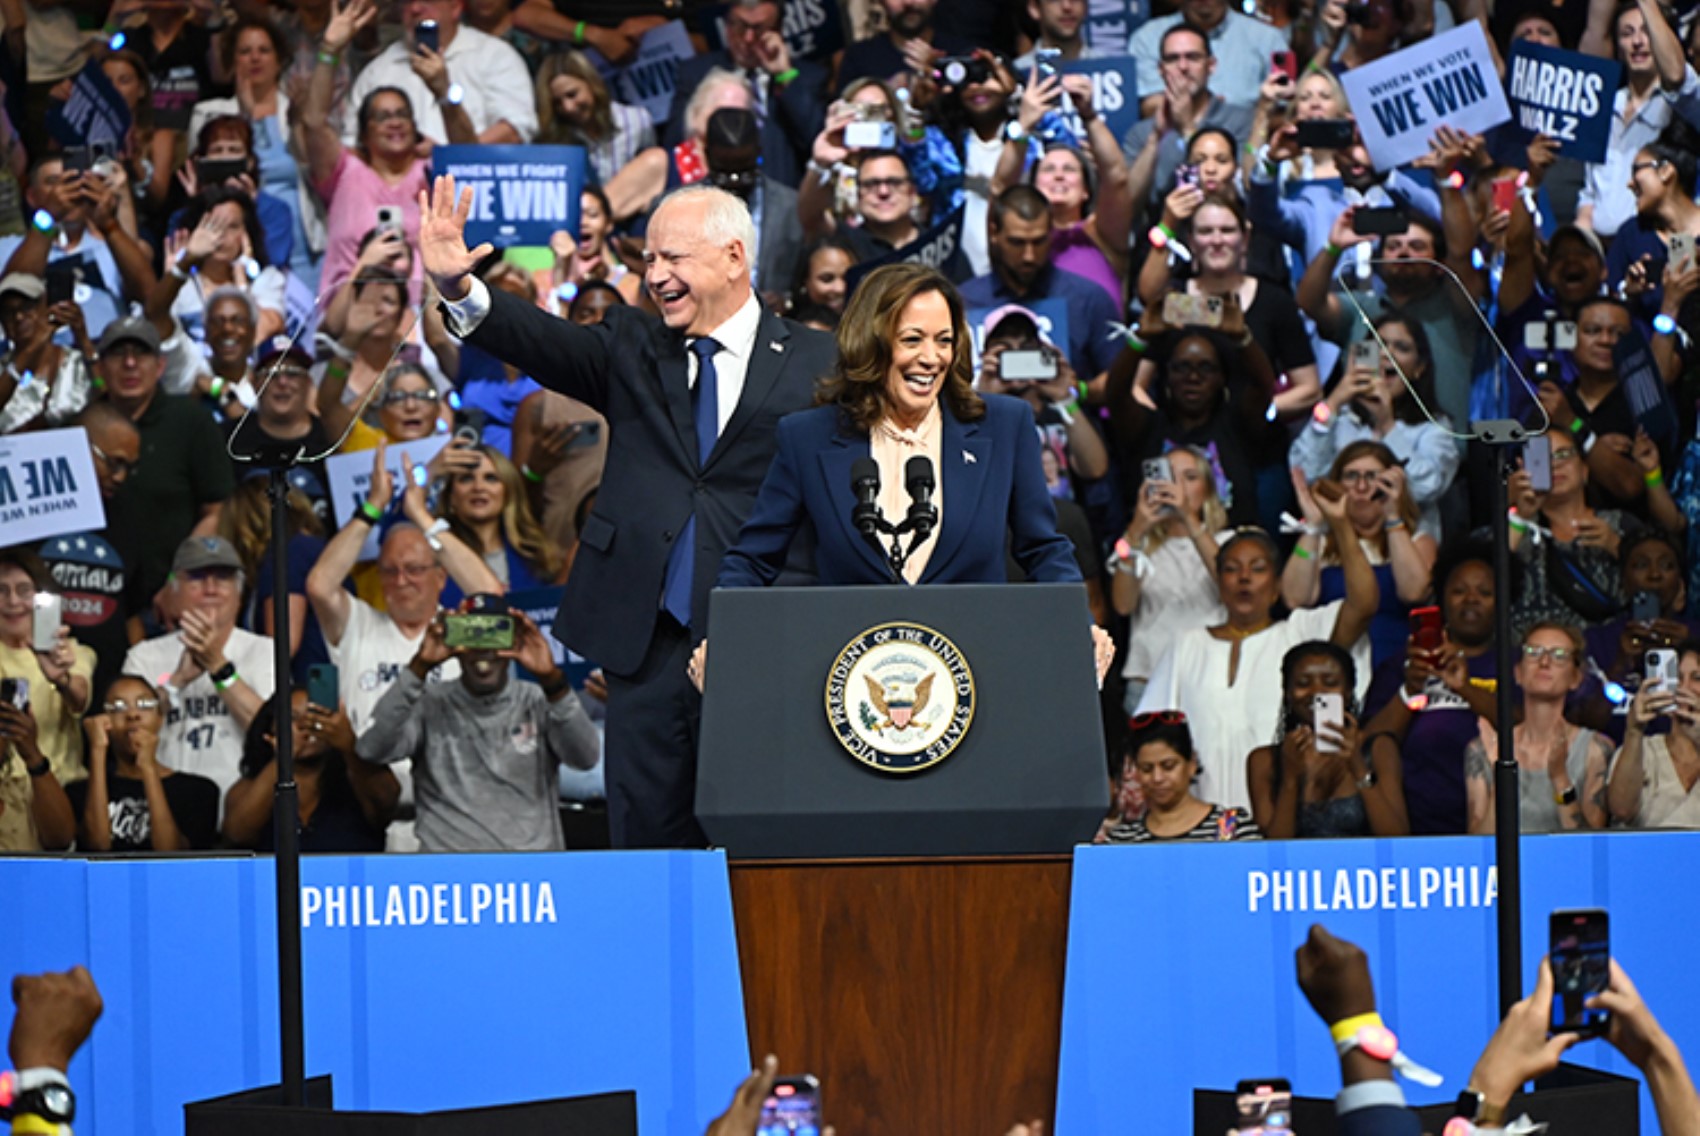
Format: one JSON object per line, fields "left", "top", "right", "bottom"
{"left": 1051, "top": 222, "right": 1120, "bottom": 309}
{"left": 1364, "top": 648, "right": 1499, "bottom": 835}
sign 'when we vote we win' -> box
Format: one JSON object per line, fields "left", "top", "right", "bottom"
{"left": 1342, "top": 22, "right": 1512, "bottom": 170}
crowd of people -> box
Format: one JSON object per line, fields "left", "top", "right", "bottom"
{"left": 1, "top": 0, "right": 1700, "bottom": 855}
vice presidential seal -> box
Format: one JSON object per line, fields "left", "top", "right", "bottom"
{"left": 824, "top": 622, "right": 975, "bottom": 773}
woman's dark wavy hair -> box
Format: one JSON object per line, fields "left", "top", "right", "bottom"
{"left": 181, "top": 184, "right": 271, "bottom": 268}
{"left": 1127, "top": 719, "right": 1201, "bottom": 777}
{"left": 815, "top": 263, "right": 985, "bottom": 432}
{"left": 790, "top": 232, "right": 859, "bottom": 309}
{"left": 1275, "top": 639, "right": 1360, "bottom": 739}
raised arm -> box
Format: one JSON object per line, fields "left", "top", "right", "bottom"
{"left": 395, "top": 447, "right": 503, "bottom": 595}
{"left": 307, "top": 441, "right": 394, "bottom": 646}
{"left": 303, "top": 0, "right": 375, "bottom": 189}
{"left": 1315, "top": 480, "right": 1381, "bottom": 648}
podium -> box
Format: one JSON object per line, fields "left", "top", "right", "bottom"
{"left": 700, "top": 584, "right": 1107, "bottom": 1134}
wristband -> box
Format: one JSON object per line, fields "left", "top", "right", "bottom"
{"left": 1508, "top": 511, "right": 1528, "bottom": 532}
{"left": 357, "top": 499, "right": 385, "bottom": 524}
{"left": 573, "top": 19, "right": 585, "bottom": 44}
{"left": 1053, "top": 398, "right": 1080, "bottom": 424}
{"left": 1568, "top": 416, "right": 1585, "bottom": 435}
{"left": 12, "top": 1116, "right": 62, "bottom": 1136}
{"left": 1324, "top": 241, "right": 1343, "bottom": 257}
{"left": 424, "top": 517, "right": 450, "bottom": 552}
{"left": 211, "top": 661, "right": 239, "bottom": 691}
{"left": 773, "top": 67, "right": 799, "bottom": 86}
{"left": 208, "top": 375, "right": 225, "bottom": 401}
{"left": 1646, "top": 468, "right": 1664, "bottom": 487}
{"left": 1293, "top": 543, "right": 1312, "bottom": 560}
{"left": 520, "top": 463, "right": 544, "bottom": 484}
{"left": 1403, "top": 685, "right": 1430, "bottom": 711}
{"left": 1385, "top": 517, "right": 1406, "bottom": 530}
{"left": 539, "top": 669, "right": 571, "bottom": 697}
{"left": 1329, "top": 1012, "right": 1384, "bottom": 1044}
{"left": 316, "top": 49, "right": 339, "bottom": 66}
{"left": 24, "top": 755, "right": 50, "bottom": 777}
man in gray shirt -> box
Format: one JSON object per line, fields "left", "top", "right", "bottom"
{"left": 357, "top": 600, "right": 599, "bottom": 852}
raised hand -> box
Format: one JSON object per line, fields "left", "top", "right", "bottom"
{"left": 323, "top": 0, "right": 378, "bottom": 54}
{"left": 398, "top": 450, "right": 432, "bottom": 524}
{"left": 417, "top": 174, "right": 494, "bottom": 301}
{"left": 501, "top": 610, "right": 560, "bottom": 677}
{"left": 366, "top": 438, "right": 395, "bottom": 512}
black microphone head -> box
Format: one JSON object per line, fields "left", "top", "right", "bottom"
{"left": 904, "top": 455, "right": 935, "bottom": 493}
{"left": 852, "top": 457, "right": 881, "bottom": 489}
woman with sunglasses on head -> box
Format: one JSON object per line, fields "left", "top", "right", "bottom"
{"left": 1134, "top": 482, "right": 1379, "bottom": 813}
{"left": 1099, "top": 714, "right": 1261, "bottom": 843}
{"left": 68, "top": 676, "right": 219, "bottom": 851}
{"left": 1463, "top": 622, "right": 1611, "bottom": 835}
{"left": 1247, "top": 640, "right": 1408, "bottom": 838}
{"left": 1284, "top": 440, "right": 1436, "bottom": 669}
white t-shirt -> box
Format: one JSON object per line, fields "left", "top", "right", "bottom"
{"left": 961, "top": 130, "right": 1005, "bottom": 279}
{"left": 1122, "top": 529, "right": 1233, "bottom": 682}
{"left": 1613, "top": 735, "right": 1700, "bottom": 830}
{"left": 122, "top": 628, "right": 276, "bottom": 798}
{"left": 342, "top": 26, "right": 538, "bottom": 147}
{"left": 1136, "top": 602, "right": 1369, "bottom": 813}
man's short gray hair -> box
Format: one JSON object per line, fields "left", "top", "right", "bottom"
{"left": 654, "top": 185, "right": 758, "bottom": 272}
{"left": 683, "top": 66, "right": 752, "bottom": 140}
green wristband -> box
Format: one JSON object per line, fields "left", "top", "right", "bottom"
{"left": 358, "top": 499, "right": 384, "bottom": 524}
{"left": 520, "top": 463, "right": 544, "bottom": 484}
{"left": 573, "top": 19, "right": 585, "bottom": 44}
{"left": 773, "top": 67, "right": 799, "bottom": 86}
{"left": 1324, "top": 242, "right": 1343, "bottom": 258}
{"left": 1293, "top": 544, "right": 1313, "bottom": 560}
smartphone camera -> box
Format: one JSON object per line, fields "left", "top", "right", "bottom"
{"left": 1175, "top": 164, "right": 1201, "bottom": 189}
{"left": 1550, "top": 908, "right": 1610, "bottom": 1038}
{"left": 934, "top": 55, "right": 990, "bottom": 88}
{"left": 443, "top": 613, "right": 516, "bottom": 652}
{"left": 0, "top": 677, "right": 28, "bottom": 711}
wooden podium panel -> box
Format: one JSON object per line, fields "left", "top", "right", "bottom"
{"left": 730, "top": 856, "right": 1072, "bottom": 1136}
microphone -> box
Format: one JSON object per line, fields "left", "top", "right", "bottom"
{"left": 851, "top": 457, "right": 882, "bottom": 539}
{"left": 904, "top": 456, "right": 937, "bottom": 542}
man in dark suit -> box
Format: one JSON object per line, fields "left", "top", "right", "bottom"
{"left": 662, "top": 0, "right": 828, "bottom": 188}
{"left": 420, "top": 177, "right": 836, "bottom": 847}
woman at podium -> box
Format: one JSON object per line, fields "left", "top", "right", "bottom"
{"left": 706, "top": 262, "right": 1113, "bottom": 682}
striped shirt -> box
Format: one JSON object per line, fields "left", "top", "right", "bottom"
{"left": 1104, "top": 804, "right": 1263, "bottom": 843}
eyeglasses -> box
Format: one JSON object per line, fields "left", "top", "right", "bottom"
{"left": 1129, "top": 710, "right": 1188, "bottom": 729}
{"left": 1161, "top": 51, "right": 1208, "bottom": 64}
{"left": 182, "top": 568, "right": 238, "bottom": 584}
{"left": 380, "top": 388, "right": 440, "bottom": 407}
{"left": 858, "top": 176, "right": 912, "bottom": 195}
{"left": 1338, "top": 469, "right": 1384, "bottom": 485}
{"left": 1630, "top": 161, "right": 1664, "bottom": 175}
{"left": 103, "top": 698, "right": 159, "bottom": 713}
{"left": 263, "top": 364, "right": 311, "bottom": 381}
{"left": 367, "top": 107, "right": 412, "bottom": 125}
{"left": 725, "top": 14, "right": 778, "bottom": 35}
{"left": 90, "top": 443, "right": 138, "bottom": 477}
{"left": 378, "top": 562, "right": 438, "bottom": 580}
{"left": 1550, "top": 446, "right": 1578, "bottom": 463}
{"left": 1521, "top": 644, "right": 1574, "bottom": 663}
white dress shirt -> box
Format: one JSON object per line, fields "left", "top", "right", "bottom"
{"left": 342, "top": 25, "right": 538, "bottom": 146}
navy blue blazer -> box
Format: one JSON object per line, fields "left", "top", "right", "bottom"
{"left": 717, "top": 394, "right": 1082, "bottom": 588}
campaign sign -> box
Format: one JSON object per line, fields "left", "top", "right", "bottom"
{"left": 1056, "top": 834, "right": 1700, "bottom": 1136}
{"left": 432, "top": 145, "right": 585, "bottom": 248}
{"left": 1085, "top": 0, "right": 1148, "bottom": 54}
{"left": 843, "top": 206, "right": 966, "bottom": 293}
{"left": 0, "top": 426, "right": 103, "bottom": 546}
{"left": 324, "top": 433, "right": 449, "bottom": 561}
{"left": 967, "top": 298, "right": 1074, "bottom": 375}
{"left": 46, "top": 59, "right": 133, "bottom": 149}
{"left": 591, "top": 19, "right": 696, "bottom": 127}
{"left": 1504, "top": 40, "right": 1620, "bottom": 163}
{"left": 1342, "top": 22, "right": 1511, "bottom": 170}
{"left": 1053, "top": 56, "right": 1141, "bottom": 147}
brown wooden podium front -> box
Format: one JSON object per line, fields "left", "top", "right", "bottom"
{"left": 729, "top": 854, "right": 1073, "bottom": 1136}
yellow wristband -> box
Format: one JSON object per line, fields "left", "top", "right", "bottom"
{"left": 12, "top": 1116, "right": 64, "bottom": 1136}
{"left": 1645, "top": 468, "right": 1664, "bottom": 487}
{"left": 1329, "top": 1011, "right": 1384, "bottom": 1044}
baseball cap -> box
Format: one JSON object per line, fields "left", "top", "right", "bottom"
{"left": 1548, "top": 224, "right": 1606, "bottom": 263}
{"left": 254, "top": 334, "right": 313, "bottom": 370}
{"left": 171, "top": 535, "right": 243, "bottom": 575}
{"left": 96, "top": 315, "right": 162, "bottom": 356}
{"left": 0, "top": 273, "right": 45, "bottom": 302}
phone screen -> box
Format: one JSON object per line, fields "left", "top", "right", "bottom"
{"left": 1313, "top": 692, "right": 1345, "bottom": 752}
{"left": 307, "top": 664, "right": 339, "bottom": 712}
{"left": 759, "top": 1076, "right": 821, "bottom": 1136}
{"left": 1491, "top": 177, "right": 1519, "bottom": 215}
{"left": 1234, "top": 1079, "right": 1293, "bottom": 1135}
{"left": 1410, "top": 605, "right": 1443, "bottom": 653}
{"left": 1523, "top": 434, "right": 1552, "bottom": 494}
{"left": 1550, "top": 908, "right": 1609, "bottom": 1037}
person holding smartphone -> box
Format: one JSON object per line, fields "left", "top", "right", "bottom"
{"left": 1606, "top": 642, "right": 1700, "bottom": 828}
{"left": 1248, "top": 641, "right": 1408, "bottom": 838}
{"left": 0, "top": 272, "right": 93, "bottom": 435}
{"left": 1463, "top": 622, "right": 1612, "bottom": 835}
{"left": 0, "top": 550, "right": 93, "bottom": 790}
{"left": 223, "top": 686, "right": 398, "bottom": 851}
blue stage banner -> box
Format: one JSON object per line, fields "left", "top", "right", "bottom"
{"left": 1504, "top": 40, "right": 1620, "bottom": 164}
{"left": 0, "top": 852, "right": 747, "bottom": 1136}
{"left": 1055, "top": 834, "right": 1700, "bottom": 1135}
{"left": 432, "top": 145, "right": 586, "bottom": 248}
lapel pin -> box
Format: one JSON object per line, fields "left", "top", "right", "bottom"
{"left": 964, "top": 450, "right": 976, "bottom": 464}
{"left": 769, "top": 341, "right": 783, "bottom": 353}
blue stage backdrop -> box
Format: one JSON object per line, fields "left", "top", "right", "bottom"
{"left": 0, "top": 852, "right": 749, "bottom": 1136}
{"left": 1056, "top": 834, "right": 1699, "bottom": 1135}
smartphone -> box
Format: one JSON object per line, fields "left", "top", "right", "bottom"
{"left": 1523, "top": 434, "right": 1552, "bottom": 493}
{"left": 1313, "top": 692, "right": 1345, "bottom": 753}
{"left": 62, "top": 146, "right": 92, "bottom": 173}
{"left": 1353, "top": 206, "right": 1410, "bottom": 236}
{"left": 1492, "top": 175, "right": 1519, "bottom": 216}
{"left": 1034, "top": 46, "right": 1062, "bottom": 91}
{"left": 1647, "top": 648, "right": 1680, "bottom": 691}
{"left": 196, "top": 157, "right": 246, "bottom": 187}
{"left": 415, "top": 18, "right": 439, "bottom": 54}
{"left": 843, "top": 119, "right": 897, "bottom": 150}
{"left": 1631, "top": 590, "right": 1660, "bottom": 624}
{"left": 1669, "top": 232, "right": 1694, "bottom": 274}
{"left": 1550, "top": 908, "right": 1610, "bottom": 1038}
{"left": 999, "top": 348, "right": 1058, "bottom": 383}
{"left": 375, "top": 205, "right": 403, "bottom": 233}
{"left": 44, "top": 262, "right": 76, "bottom": 307}
{"left": 1349, "top": 339, "right": 1379, "bottom": 372}
{"left": 1233, "top": 1078, "right": 1293, "bottom": 1135}
{"left": 307, "top": 663, "right": 339, "bottom": 712}
{"left": 1142, "top": 456, "right": 1173, "bottom": 485}
{"left": 1175, "top": 163, "right": 1201, "bottom": 189}
{"left": 1272, "top": 50, "right": 1298, "bottom": 82}
{"left": 1410, "top": 605, "right": 1443, "bottom": 653}
{"left": 1523, "top": 319, "right": 1579, "bottom": 352}
{"left": 0, "top": 677, "right": 27, "bottom": 710}
{"left": 453, "top": 406, "right": 488, "bottom": 448}
{"left": 443, "top": 612, "right": 515, "bottom": 651}
{"left": 759, "top": 1075, "right": 821, "bottom": 1135}
{"left": 1292, "top": 119, "right": 1355, "bottom": 150}
{"left": 31, "top": 592, "right": 61, "bottom": 653}
{"left": 566, "top": 420, "right": 602, "bottom": 450}
{"left": 1163, "top": 291, "right": 1224, "bottom": 328}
